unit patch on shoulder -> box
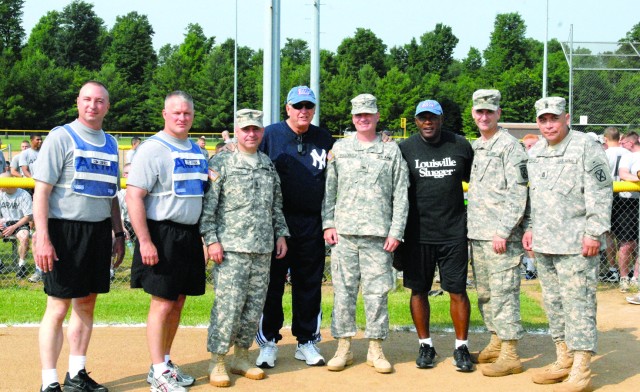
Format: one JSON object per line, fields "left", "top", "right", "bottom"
{"left": 327, "top": 150, "right": 334, "bottom": 162}
{"left": 208, "top": 168, "right": 221, "bottom": 182}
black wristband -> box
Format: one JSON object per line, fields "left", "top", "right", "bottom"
{"left": 114, "top": 231, "right": 125, "bottom": 238}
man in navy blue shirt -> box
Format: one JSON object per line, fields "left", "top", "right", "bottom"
{"left": 255, "top": 86, "right": 334, "bottom": 368}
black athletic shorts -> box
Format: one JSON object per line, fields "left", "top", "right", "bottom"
{"left": 611, "top": 196, "right": 639, "bottom": 242}
{"left": 130, "top": 219, "right": 206, "bottom": 300}
{"left": 43, "top": 218, "right": 112, "bottom": 298}
{"left": 402, "top": 240, "right": 469, "bottom": 294}
{"left": 5, "top": 220, "right": 30, "bottom": 234}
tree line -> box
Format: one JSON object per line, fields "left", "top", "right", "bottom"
{"left": 0, "top": 0, "right": 638, "bottom": 137}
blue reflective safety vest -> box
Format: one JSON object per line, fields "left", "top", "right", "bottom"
{"left": 61, "top": 124, "right": 119, "bottom": 198}
{"left": 147, "top": 135, "right": 208, "bottom": 197}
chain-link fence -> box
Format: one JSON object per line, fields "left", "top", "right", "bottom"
{"left": 561, "top": 39, "right": 640, "bottom": 132}
{"left": 1, "top": 187, "right": 636, "bottom": 292}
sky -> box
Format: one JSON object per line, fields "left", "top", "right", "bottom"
{"left": 19, "top": 0, "right": 639, "bottom": 59}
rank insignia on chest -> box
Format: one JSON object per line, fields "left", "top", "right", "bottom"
{"left": 208, "top": 169, "right": 221, "bottom": 182}
{"left": 541, "top": 171, "right": 546, "bottom": 178}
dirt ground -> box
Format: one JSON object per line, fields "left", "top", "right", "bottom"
{"left": 2, "top": 288, "right": 639, "bottom": 392}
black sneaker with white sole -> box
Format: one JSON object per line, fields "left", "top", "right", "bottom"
{"left": 63, "top": 369, "right": 108, "bottom": 392}
{"left": 452, "top": 345, "right": 474, "bottom": 372}
{"left": 416, "top": 343, "right": 437, "bottom": 369}
{"left": 41, "top": 382, "right": 62, "bottom": 392}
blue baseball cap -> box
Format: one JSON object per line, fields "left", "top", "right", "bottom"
{"left": 286, "top": 86, "right": 317, "bottom": 105}
{"left": 415, "top": 100, "right": 443, "bottom": 116}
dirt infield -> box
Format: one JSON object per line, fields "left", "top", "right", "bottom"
{"left": 2, "top": 289, "right": 639, "bottom": 392}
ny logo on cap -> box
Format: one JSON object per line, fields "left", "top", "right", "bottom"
{"left": 298, "top": 87, "right": 312, "bottom": 96}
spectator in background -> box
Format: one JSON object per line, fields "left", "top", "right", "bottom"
{"left": 197, "top": 135, "right": 209, "bottom": 160}
{"left": 10, "top": 140, "right": 30, "bottom": 178}
{"left": 617, "top": 132, "right": 640, "bottom": 292}
{"left": 221, "top": 130, "right": 234, "bottom": 144}
{"left": 0, "top": 172, "right": 33, "bottom": 279}
{"left": 522, "top": 134, "right": 540, "bottom": 152}
{"left": 20, "top": 133, "right": 42, "bottom": 178}
{"left": 520, "top": 134, "right": 540, "bottom": 279}
{"left": 0, "top": 139, "right": 6, "bottom": 173}
{"left": 602, "top": 127, "right": 630, "bottom": 284}
{"left": 125, "top": 136, "right": 141, "bottom": 164}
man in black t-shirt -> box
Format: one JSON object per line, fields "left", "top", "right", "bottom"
{"left": 398, "top": 99, "right": 475, "bottom": 372}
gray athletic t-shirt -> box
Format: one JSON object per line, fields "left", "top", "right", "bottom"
{"left": 0, "top": 188, "right": 32, "bottom": 221}
{"left": 126, "top": 131, "right": 203, "bottom": 225}
{"left": 10, "top": 154, "right": 22, "bottom": 176}
{"left": 33, "top": 120, "right": 116, "bottom": 221}
{"left": 19, "top": 148, "right": 39, "bottom": 176}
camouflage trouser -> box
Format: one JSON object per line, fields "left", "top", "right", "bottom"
{"left": 536, "top": 253, "right": 598, "bottom": 353}
{"left": 471, "top": 240, "right": 524, "bottom": 340}
{"left": 330, "top": 234, "right": 393, "bottom": 339}
{"left": 207, "top": 251, "right": 271, "bottom": 354}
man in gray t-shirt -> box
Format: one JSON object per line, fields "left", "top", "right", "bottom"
{"left": 19, "top": 133, "right": 42, "bottom": 178}
{"left": 32, "top": 81, "right": 125, "bottom": 391}
{"left": 126, "top": 90, "right": 207, "bottom": 389}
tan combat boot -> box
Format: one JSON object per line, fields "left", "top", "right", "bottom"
{"left": 327, "top": 338, "right": 353, "bottom": 371}
{"left": 209, "top": 354, "right": 231, "bottom": 387}
{"left": 553, "top": 351, "right": 593, "bottom": 392}
{"left": 476, "top": 333, "right": 501, "bottom": 363}
{"left": 532, "top": 341, "right": 574, "bottom": 384}
{"left": 230, "top": 345, "right": 265, "bottom": 380}
{"left": 482, "top": 340, "right": 524, "bottom": 377}
{"left": 366, "top": 339, "right": 392, "bottom": 374}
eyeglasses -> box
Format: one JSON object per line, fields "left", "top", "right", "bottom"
{"left": 296, "top": 135, "right": 307, "bottom": 156}
{"left": 291, "top": 102, "right": 315, "bottom": 110}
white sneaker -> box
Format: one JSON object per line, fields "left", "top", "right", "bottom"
{"left": 294, "top": 341, "right": 325, "bottom": 366}
{"left": 626, "top": 293, "right": 640, "bottom": 305}
{"left": 256, "top": 340, "right": 278, "bottom": 368}
{"left": 150, "top": 370, "right": 186, "bottom": 392}
{"left": 620, "top": 277, "right": 630, "bottom": 293}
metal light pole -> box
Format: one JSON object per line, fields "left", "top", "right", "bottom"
{"left": 233, "top": 0, "right": 238, "bottom": 128}
{"left": 310, "top": 0, "right": 320, "bottom": 126}
{"left": 542, "top": 0, "right": 549, "bottom": 98}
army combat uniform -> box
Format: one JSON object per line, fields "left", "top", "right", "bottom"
{"left": 322, "top": 134, "right": 409, "bottom": 339}
{"left": 525, "top": 130, "right": 612, "bottom": 353}
{"left": 468, "top": 127, "right": 529, "bottom": 341}
{"left": 201, "top": 149, "right": 289, "bottom": 355}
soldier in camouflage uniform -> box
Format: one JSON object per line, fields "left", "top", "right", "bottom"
{"left": 466, "top": 90, "right": 528, "bottom": 377}
{"left": 523, "top": 97, "right": 612, "bottom": 392}
{"left": 200, "top": 109, "right": 290, "bottom": 387}
{"left": 322, "top": 94, "right": 409, "bottom": 374}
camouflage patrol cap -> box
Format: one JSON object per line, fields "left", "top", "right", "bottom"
{"left": 351, "top": 93, "right": 378, "bottom": 114}
{"left": 535, "top": 97, "right": 566, "bottom": 117}
{"left": 472, "top": 89, "right": 501, "bottom": 111}
{"left": 236, "top": 109, "right": 263, "bottom": 129}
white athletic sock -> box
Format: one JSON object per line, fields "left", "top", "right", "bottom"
{"left": 42, "top": 368, "right": 58, "bottom": 389}
{"left": 164, "top": 354, "right": 171, "bottom": 364}
{"left": 153, "top": 363, "right": 169, "bottom": 379}
{"left": 524, "top": 257, "right": 536, "bottom": 271}
{"left": 455, "top": 339, "right": 469, "bottom": 349}
{"left": 418, "top": 338, "right": 433, "bottom": 346}
{"left": 18, "top": 259, "right": 26, "bottom": 266}
{"left": 68, "top": 355, "right": 86, "bottom": 378}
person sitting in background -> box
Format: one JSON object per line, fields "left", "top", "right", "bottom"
{"left": 0, "top": 172, "right": 33, "bottom": 279}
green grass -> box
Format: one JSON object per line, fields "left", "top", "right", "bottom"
{"left": 0, "top": 283, "right": 549, "bottom": 331}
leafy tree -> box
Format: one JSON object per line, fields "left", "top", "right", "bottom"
{"left": 483, "top": 13, "right": 529, "bottom": 79}
{"left": 22, "top": 11, "right": 62, "bottom": 61}
{"left": 462, "top": 47, "right": 483, "bottom": 74}
{"left": 104, "top": 11, "right": 157, "bottom": 85}
{"left": 374, "top": 66, "right": 415, "bottom": 132}
{"left": 281, "top": 38, "right": 309, "bottom": 64}
{"left": 418, "top": 23, "right": 459, "bottom": 76}
{"left": 0, "top": 0, "right": 25, "bottom": 60}
{"left": 336, "top": 28, "right": 387, "bottom": 79}
{"left": 58, "top": 0, "right": 107, "bottom": 70}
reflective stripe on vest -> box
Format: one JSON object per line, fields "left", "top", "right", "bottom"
{"left": 147, "top": 135, "right": 208, "bottom": 197}
{"left": 60, "top": 124, "right": 118, "bottom": 198}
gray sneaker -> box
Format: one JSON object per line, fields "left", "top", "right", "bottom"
{"left": 146, "top": 362, "right": 194, "bottom": 387}
{"left": 150, "top": 370, "right": 186, "bottom": 392}
{"left": 28, "top": 270, "right": 43, "bottom": 283}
